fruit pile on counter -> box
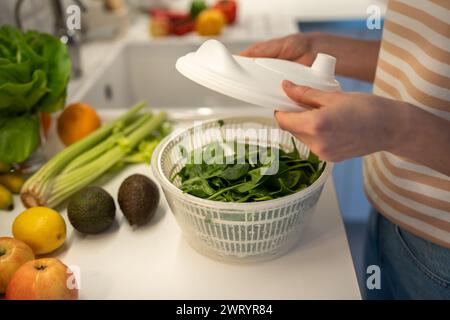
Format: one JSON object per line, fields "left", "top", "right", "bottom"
{"left": 150, "top": 0, "right": 237, "bottom": 37}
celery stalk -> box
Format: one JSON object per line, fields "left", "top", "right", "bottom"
{"left": 46, "top": 111, "right": 166, "bottom": 208}
{"left": 20, "top": 102, "right": 166, "bottom": 208}
{"left": 61, "top": 113, "right": 153, "bottom": 174}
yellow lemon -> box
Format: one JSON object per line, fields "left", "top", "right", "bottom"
{"left": 12, "top": 207, "right": 66, "bottom": 255}
{"left": 196, "top": 9, "right": 226, "bottom": 36}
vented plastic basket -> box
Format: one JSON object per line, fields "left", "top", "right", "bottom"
{"left": 151, "top": 117, "right": 332, "bottom": 263}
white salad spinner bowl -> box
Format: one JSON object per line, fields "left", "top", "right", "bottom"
{"left": 151, "top": 117, "right": 332, "bottom": 263}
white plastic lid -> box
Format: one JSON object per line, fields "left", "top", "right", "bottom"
{"left": 176, "top": 39, "right": 340, "bottom": 111}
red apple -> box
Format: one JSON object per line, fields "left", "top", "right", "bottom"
{"left": 6, "top": 258, "right": 78, "bottom": 300}
{"left": 0, "top": 237, "right": 35, "bottom": 294}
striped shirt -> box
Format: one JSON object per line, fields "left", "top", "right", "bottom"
{"left": 363, "top": 0, "right": 450, "bottom": 248}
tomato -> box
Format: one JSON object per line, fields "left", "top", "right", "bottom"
{"left": 170, "top": 14, "right": 195, "bottom": 36}
{"left": 213, "top": 0, "right": 237, "bottom": 25}
{"left": 149, "top": 9, "right": 195, "bottom": 36}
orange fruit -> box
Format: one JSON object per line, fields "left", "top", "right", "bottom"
{"left": 39, "top": 112, "right": 52, "bottom": 139}
{"left": 196, "top": 9, "right": 226, "bottom": 36}
{"left": 57, "top": 102, "right": 101, "bottom": 146}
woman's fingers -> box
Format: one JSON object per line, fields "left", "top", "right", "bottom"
{"left": 275, "top": 108, "right": 330, "bottom": 136}
{"left": 240, "top": 39, "right": 282, "bottom": 58}
{"left": 282, "top": 80, "right": 337, "bottom": 108}
{"left": 274, "top": 110, "right": 310, "bottom": 135}
{"left": 275, "top": 109, "right": 332, "bottom": 160}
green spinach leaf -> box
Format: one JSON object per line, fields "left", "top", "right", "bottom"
{"left": 177, "top": 141, "right": 324, "bottom": 202}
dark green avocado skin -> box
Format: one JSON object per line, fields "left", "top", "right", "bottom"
{"left": 118, "top": 174, "right": 160, "bottom": 226}
{"left": 68, "top": 186, "right": 116, "bottom": 234}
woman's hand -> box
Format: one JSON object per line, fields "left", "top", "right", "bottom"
{"left": 275, "top": 80, "right": 410, "bottom": 162}
{"left": 240, "top": 33, "right": 317, "bottom": 66}
{"left": 241, "top": 33, "right": 381, "bottom": 82}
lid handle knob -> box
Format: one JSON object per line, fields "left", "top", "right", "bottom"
{"left": 311, "top": 53, "right": 336, "bottom": 76}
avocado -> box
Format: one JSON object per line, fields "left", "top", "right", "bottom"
{"left": 118, "top": 174, "right": 159, "bottom": 226}
{"left": 67, "top": 186, "right": 116, "bottom": 234}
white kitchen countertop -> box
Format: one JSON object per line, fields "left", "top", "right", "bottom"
{"left": 1, "top": 110, "right": 360, "bottom": 299}
{"left": 1, "top": 159, "right": 360, "bottom": 299}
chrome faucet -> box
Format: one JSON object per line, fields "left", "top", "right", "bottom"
{"left": 15, "top": 0, "right": 87, "bottom": 79}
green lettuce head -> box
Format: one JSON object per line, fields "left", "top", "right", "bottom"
{"left": 0, "top": 25, "right": 71, "bottom": 164}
